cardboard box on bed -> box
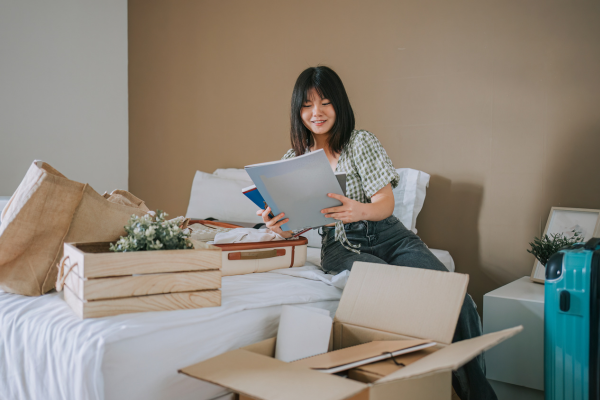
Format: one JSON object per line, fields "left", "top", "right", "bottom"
{"left": 179, "top": 263, "right": 522, "bottom": 400}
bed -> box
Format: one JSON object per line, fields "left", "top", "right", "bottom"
{"left": 0, "top": 167, "right": 455, "bottom": 400}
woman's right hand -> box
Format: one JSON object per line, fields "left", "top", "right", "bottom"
{"left": 256, "top": 207, "right": 293, "bottom": 238}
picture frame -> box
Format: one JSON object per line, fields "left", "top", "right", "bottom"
{"left": 530, "top": 207, "right": 600, "bottom": 283}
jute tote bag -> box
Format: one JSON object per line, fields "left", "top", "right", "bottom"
{"left": 0, "top": 161, "right": 149, "bottom": 296}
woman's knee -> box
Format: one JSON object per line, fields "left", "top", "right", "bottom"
{"left": 321, "top": 249, "right": 386, "bottom": 274}
{"left": 387, "top": 246, "right": 449, "bottom": 272}
{"left": 454, "top": 294, "right": 482, "bottom": 342}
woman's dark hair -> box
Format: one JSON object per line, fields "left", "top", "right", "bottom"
{"left": 290, "top": 66, "right": 355, "bottom": 156}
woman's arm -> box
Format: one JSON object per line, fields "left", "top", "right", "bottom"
{"left": 321, "top": 183, "right": 395, "bottom": 224}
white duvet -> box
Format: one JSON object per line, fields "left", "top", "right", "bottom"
{"left": 0, "top": 247, "right": 453, "bottom": 400}
{"left": 0, "top": 261, "right": 343, "bottom": 400}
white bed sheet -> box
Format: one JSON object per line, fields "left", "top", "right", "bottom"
{"left": 0, "top": 247, "right": 454, "bottom": 400}
{"left": 103, "top": 298, "right": 339, "bottom": 400}
{"left": 0, "top": 266, "right": 343, "bottom": 400}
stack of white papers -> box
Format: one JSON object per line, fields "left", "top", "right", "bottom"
{"left": 245, "top": 149, "right": 345, "bottom": 232}
{"left": 275, "top": 305, "right": 333, "bottom": 362}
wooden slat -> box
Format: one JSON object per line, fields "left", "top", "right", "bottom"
{"left": 65, "top": 270, "right": 221, "bottom": 301}
{"left": 64, "top": 242, "right": 222, "bottom": 278}
{"left": 64, "top": 286, "right": 221, "bottom": 319}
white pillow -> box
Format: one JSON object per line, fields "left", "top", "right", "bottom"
{"left": 185, "top": 171, "right": 263, "bottom": 224}
{"left": 213, "top": 168, "right": 252, "bottom": 182}
{"left": 428, "top": 249, "right": 455, "bottom": 272}
{"left": 193, "top": 167, "right": 429, "bottom": 244}
{"left": 0, "top": 196, "right": 11, "bottom": 224}
{"left": 393, "top": 168, "right": 430, "bottom": 234}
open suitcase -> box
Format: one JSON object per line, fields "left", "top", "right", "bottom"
{"left": 545, "top": 237, "right": 600, "bottom": 400}
{"left": 188, "top": 220, "right": 307, "bottom": 276}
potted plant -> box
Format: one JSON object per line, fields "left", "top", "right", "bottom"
{"left": 528, "top": 230, "right": 584, "bottom": 267}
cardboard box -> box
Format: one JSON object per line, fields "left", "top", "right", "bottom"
{"left": 179, "top": 262, "right": 522, "bottom": 400}
{"left": 61, "top": 241, "right": 222, "bottom": 318}
{"left": 348, "top": 347, "right": 438, "bottom": 384}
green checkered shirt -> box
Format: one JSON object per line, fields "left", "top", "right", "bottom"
{"left": 282, "top": 130, "right": 400, "bottom": 253}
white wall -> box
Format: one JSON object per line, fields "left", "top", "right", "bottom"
{"left": 0, "top": 1, "right": 128, "bottom": 196}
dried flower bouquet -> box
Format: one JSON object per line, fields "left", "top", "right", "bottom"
{"left": 110, "top": 211, "right": 193, "bottom": 252}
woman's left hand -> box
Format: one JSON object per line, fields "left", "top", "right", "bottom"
{"left": 321, "top": 193, "right": 366, "bottom": 224}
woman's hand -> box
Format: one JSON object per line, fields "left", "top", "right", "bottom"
{"left": 321, "top": 184, "right": 395, "bottom": 224}
{"left": 256, "top": 207, "right": 293, "bottom": 238}
{"left": 321, "top": 194, "right": 366, "bottom": 224}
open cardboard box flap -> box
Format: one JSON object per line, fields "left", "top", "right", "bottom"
{"left": 376, "top": 326, "right": 523, "bottom": 383}
{"left": 293, "top": 339, "right": 431, "bottom": 370}
{"left": 334, "top": 263, "right": 469, "bottom": 345}
{"left": 179, "top": 349, "right": 367, "bottom": 400}
{"left": 352, "top": 347, "right": 439, "bottom": 378}
{"left": 179, "top": 264, "right": 522, "bottom": 400}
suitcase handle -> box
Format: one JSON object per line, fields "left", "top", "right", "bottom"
{"left": 228, "top": 249, "right": 286, "bottom": 260}
{"left": 585, "top": 237, "right": 600, "bottom": 250}
{"left": 188, "top": 219, "right": 244, "bottom": 229}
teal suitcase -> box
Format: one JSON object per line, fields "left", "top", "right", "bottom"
{"left": 545, "top": 237, "right": 600, "bottom": 400}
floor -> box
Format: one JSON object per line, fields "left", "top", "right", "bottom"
{"left": 489, "top": 379, "right": 544, "bottom": 400}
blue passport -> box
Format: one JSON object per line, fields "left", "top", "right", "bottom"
{"left": 242, "top": 184, "right": 274, "bottom": 217}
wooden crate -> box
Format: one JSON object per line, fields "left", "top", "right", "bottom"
{"left": 64, "top": 286, "right": 221, "bottom": 319}
{"left": 60, "top": 241, "right": 222, "bottom": 318}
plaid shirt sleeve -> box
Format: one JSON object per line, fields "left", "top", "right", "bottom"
{"left": 281, "top": 149, "right": 296, "bottom": 160}
{"left": 350, "top": 131, "right": 400, "bottom": 199}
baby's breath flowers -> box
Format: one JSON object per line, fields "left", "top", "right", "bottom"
{"left": 110, "top": 210, "right": 193, "bottom": 252}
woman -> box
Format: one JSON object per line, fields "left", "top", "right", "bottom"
{"left": 256, "top": 66, "right": 496, "bottom": 400}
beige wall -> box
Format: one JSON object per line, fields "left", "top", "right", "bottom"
{"left": 129, "top": 0, "right": 600, "bottom": 308}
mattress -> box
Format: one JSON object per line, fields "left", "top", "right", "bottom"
{"left": 0, "top": 247, "right": 455, "bottom": 400}
{"left": 0, "top": 261, "right": 342, "bottom": 400}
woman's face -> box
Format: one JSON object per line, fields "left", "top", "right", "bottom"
{"left": 301, "top": 88, "right": 336, "bottom": 136}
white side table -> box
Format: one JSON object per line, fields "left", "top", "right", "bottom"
{"left": 483, "top": 277, "right": 545, "bottom": 397}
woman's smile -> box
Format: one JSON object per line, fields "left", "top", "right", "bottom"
{"left": 301, "top": 88, "right": 336, "bottom": 135}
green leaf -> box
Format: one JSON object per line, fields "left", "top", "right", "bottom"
{"left": 527, "top": 230, "right": 583, "bottom": 266}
